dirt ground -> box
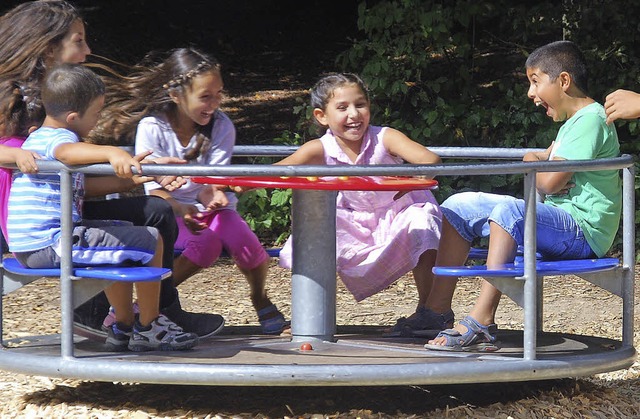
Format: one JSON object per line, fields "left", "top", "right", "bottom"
{"left": 1, "top": 258, "right": 639, "bottom": 418}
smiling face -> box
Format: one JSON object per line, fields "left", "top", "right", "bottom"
{"left": 49, "top": 19, "right": 91, "bottom": 65}
{"left": 314, "top": 84, "right": 370, "bottom": 148}
{"left": 526, "top": 66, "right": 570, "bottom": 122}
{"left": 171, "top": 70, "right": 224, "bottom": 128}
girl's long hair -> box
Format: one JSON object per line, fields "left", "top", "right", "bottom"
{"left": 92, "top": 47, "right": 221, "bottom": 159}
{"left": 0, "top": 0, "right": 82, "bottom": 138}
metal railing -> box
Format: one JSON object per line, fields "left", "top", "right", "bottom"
{"left": 0, "top": 148, "right": 635, "bottom": 386}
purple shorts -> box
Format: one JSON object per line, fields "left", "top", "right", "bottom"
{"left": 175, "top": 209, "right": 268, "bottom": 269}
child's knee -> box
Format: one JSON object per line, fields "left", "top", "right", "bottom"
{"left": 179, "top": 229, "right": 222, "bottom": 267}
{"left": 489, "top": 200, "right": 524, "bottom": 229}
{"left": 234, "top": 246, "right": 269, "bottom": 271}
{"left": 441, "top": 191, "right": 479, "bottom": 213}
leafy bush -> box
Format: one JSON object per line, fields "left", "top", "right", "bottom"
{"left": 334, "top": 0, "right": 640, "bottom": 256}
{"left": 240, "top": 1, "right": 640, "bottom": 256}
{"left": 235, "top": 131, "right": 302, "bottom": 245}
{"left": 237, "top": 186, "right": 292, "bottom": 245}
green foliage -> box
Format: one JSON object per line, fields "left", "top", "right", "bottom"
{"left": 241, "top": 0, "right": 640, "bottom": 253}
{"left": 237, "top": 187, "right": 292, "bottom": 245}
{"left": 332, "top": 0, "right": 640, "bottom": 255}
{"left": 236, "top": 131, "right": 301, "bottom": 245}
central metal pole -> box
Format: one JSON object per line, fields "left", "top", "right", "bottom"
{"left": 290, "top": 189, "right": 337, "bottom": 342}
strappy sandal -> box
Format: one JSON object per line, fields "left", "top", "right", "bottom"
{"left": 423, "top": 315, "right": 500, "bottom": 352}
{"left": 384, "top": 307, "right": 454, "bottom": 338}
{"left": 257, "top": 304, "right": 290, "bottom": 335}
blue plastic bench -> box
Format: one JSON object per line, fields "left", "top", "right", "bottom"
{"left": 1, "top": 256, "right": 171, "bottom": 345}
{"left": 1, "top": 257, "right": 170, "bottom": 306}
{"left": 2, "top": 257, "right": 171, "bottom": 282}
{"left": 432, "top": 256, "right": 622, "bottom": 312}
{"left": 433, "top": 257, "right": 620, "bottom": 277}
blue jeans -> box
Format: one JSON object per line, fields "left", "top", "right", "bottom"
{"left": 441, "top": 192, "right": 595, "bottom": 261}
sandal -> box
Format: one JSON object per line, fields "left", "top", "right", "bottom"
{"left": 257, "top": 304, "right": 290, "bottom": 335}
{"left": 384, "top": 307, "right": 454, "bottom": 338}
{"left": 423, "top": 315, "right": 500, "bottom": 352}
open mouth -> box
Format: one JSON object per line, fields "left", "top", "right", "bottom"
{"left": 534, "top": 100, "right": 548, "bottom": 110}
{"left": 200, "top": 112, "right": 214, "bottom": 122}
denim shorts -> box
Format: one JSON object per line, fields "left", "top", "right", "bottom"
{"left": 441, "top": 192, "right": 595, "bottom": 260}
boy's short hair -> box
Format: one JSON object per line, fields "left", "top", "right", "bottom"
{"left": 42, "top": 64, "right": 105, "bottom": 117}
{"left": 525, "top": 40, "right": 589, "bottom": 95}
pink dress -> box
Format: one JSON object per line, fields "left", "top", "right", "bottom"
{"left": 279, "top": 126, "right": 442, "bottom": 301}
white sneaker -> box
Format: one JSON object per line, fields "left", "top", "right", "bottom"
{"left": 128, "top": 314, "right": 199, "bottom": 352}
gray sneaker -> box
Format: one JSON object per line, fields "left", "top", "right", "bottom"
{"left": 128, "top": 314, "right": 199, "bottom": 352}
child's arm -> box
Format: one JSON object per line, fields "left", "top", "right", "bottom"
{"left": 138, "top": 155, "right": 188, "bottom": 191}
{"left": 62, "top": 148, "right": 187, "bottom": 197}
{"left": 149, "top": 188, "right": 187, "bottom": 215}
{"left": 149, "top": 188, "right": 209, "bottom": 232}
{"left": 604, "top": 89, "right": 640, "bottom": 124}
{"left": 382, "top": 128, "right": 442, "bottom": 167}
{"left": 215, "top": 140, "right": 326, "bottom": 194}
{"left": 54, "top": 142, "right": 143, "bottom": 178}
{"left": 523, "top": 143, "right": 573, "bottom": 195}
{"left": 522, "top": 142, "right": 553, "bottom": 162}
{"left": 197, "top": 185, "right": 229, "bottom": 211}
{"left": 381, "top": 128, "right": 441, "bottom": 200}
{"left": 0, "top": 145, "right": 40, "bottom": 173}
{"left": 84, "top": 173, "right": 185, "bottom": 197}
{"left": 275, "top": 139, "right": 325, "bottom": 165}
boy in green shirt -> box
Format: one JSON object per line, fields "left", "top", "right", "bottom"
{"left": 421, "top": 40, "right": 621, "bottom": 351}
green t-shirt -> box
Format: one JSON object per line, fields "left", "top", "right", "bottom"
{"left": 545, "top": 102, "right": 621, "bottom": 257}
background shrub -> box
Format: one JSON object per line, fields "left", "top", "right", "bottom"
{"left": 278, "top": 0, "right": 639, "bottom": 256}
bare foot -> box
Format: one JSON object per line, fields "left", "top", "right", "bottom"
{"left": 427, "top": 322, "right": 469, "bottom": 346}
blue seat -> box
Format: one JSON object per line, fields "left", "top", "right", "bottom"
{"left": 3, "top": 257, "right": 170, "bottom": 282}
{"left": 264, "top": 247, "right": 281, "bottom": 258}
{"left": 433, "top": 257, "right": 620, "bottom": 277}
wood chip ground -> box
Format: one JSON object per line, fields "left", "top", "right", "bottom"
{"left": 1, "top": 258, "right": 639, "bottom": 418}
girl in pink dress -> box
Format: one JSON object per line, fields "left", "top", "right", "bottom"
{"left": 278, "top": 73, "right": 447, "bottom": 336}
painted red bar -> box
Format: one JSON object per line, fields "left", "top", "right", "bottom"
{"left": 192, "top": 175, "right": 437, "bottom": 191}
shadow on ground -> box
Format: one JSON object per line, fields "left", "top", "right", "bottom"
{"left": 23, "top": 379, "right": 586, "bottom": 417}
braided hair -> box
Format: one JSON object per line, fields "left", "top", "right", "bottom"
{"left": 92, "top": 47, "right": 222, "bottom": 158}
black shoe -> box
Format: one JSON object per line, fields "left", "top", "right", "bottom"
{"left": 1, "top": 232, "right": 7, "bottom": 253}
{"left": 161, "top": 299, "right": 225, "bottom": 338}
{"left": 105, "top": 322, "right": 133, "bottom": 352}
{"left": 73, "top": 293, "right": 111, "bottom": 341}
